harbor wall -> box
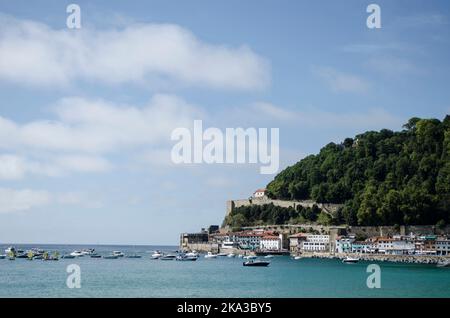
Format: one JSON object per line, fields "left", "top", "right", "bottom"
{"left": 226, "top": 197, "right": 342, "bottom": 218}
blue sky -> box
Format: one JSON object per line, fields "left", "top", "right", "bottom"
{"left": 0, "top": 0, "right": 449, "bottom": 245}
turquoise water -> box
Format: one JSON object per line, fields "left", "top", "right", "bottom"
{"left": 1, "top": 244, "right": 449, "bottom": 297}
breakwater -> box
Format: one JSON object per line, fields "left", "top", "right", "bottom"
{"left": 297, "top": 252, "right": 450, "bottom": 265}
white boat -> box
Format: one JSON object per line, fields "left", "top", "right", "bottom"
{"left": 112, "top": 251, "right": 124, "bottom": 257}
{"left": 342, "top": 256, "right": 360, "bottom": 263}
{"left": 185, "top": 251, "right": 199, "bottom": 258}
{"left": 227, "top": 253, "right": 235, "bottom": 258}
{"left": 243, "top": 255, "right": 257, "bottom": 260}
{"left": 204, "top": 252, "right": 217, "bottom": 259}
{"left": 151, "top": 251, "right": 163, "bottom": 259}
{"left": 294, "top": 256, "right": 302, "bottom": 260}
{"left": 70, "top": 251, "right": 84, "bottom": 257}
{"left": 237, "top": 254, "right": 244, "bottom": 258}
{"left": 81, "top": 248, "right": 95, "bottom": 255}
{"left": 436, "top": 260, "right": 450, "bottom": 268}
{"left": 0, "top": 254, "right": 6, "bottom": 259}
{"left": 264, "top": 255, "right": 274, "bottom": 259}
{"left": 217, "top": 252, "right": 228, "bottom": 257}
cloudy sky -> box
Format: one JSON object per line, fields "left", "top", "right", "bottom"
{"left": 0, "top": 0, "right": 449, "bottom": 245}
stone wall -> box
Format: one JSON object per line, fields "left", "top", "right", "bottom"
{"left": 225, "top": 197, "right": 343, "bottom": 218}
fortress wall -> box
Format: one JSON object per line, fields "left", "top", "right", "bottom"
{"left": 225, "top": 197, "right": 342, "bottom": 218}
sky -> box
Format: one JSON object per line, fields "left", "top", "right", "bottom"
{"left": 0, "top": 0, "right": 449, "bottom": 245}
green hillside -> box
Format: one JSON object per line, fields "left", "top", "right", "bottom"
{"left": 264, "top": 116, "right": 450, "bottom": 226}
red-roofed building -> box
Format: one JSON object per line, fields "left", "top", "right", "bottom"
{"left": 260, "top": 234, "right": 283, "bottom": 251}
{"left": 253, "top": 188, "right": 267, "bottom": 198}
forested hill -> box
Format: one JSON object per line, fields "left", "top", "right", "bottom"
{"left": 266, "top": 116, "right": 450, "bottom": 226}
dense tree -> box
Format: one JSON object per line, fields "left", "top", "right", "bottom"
{"left": 265, "top": 117, "right": 450, "bottom": 226}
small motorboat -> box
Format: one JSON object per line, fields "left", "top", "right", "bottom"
{"left": 0, "top": 254, "right": 6, "bottom": 259}
{"left": 61, "top": 254, "right": 76, "bottom": 259}
{"left": 237, "top": 254, "right": 244, "bottom": 258}
{"left": 112, "top": 251, "right": 124, "bottom": 258}
{"left": 293, "top": 256, "right": 302, "bottom": 260}
{"left": 185, "top": 251, "right": 199, "bottom": 258}
{"left": 436, "top": 260, "right": 450, "bottom": 268}
{"left": 81, "top": 248, "right": 95, "bottom": 256}
{"left": 243, "top": 260, "right": 270, "bottom": 267}
{"left": 16, "top": 253, "right": 29, "bottom": 259}
{"left": 151, "top": 251, "right": 163, "bottom": 259}
{"left": 264, "top": 255, "right": 274, "bottom": 259}
{"left": 342, "top": 257, "right": 360, "bottom": 264}
{"left": 217, "top": 253, "right": 228, "bottom": 257}
{"left": 90, "top": 254, "right": 102, "bottom": 258}
{"left": 227, "top": 253, "right": 235, "bottom": 258}
{"left": 160, "top": 255, "right": 177, "bottom": 260}
{"left": 70, "top": 251, "right": 84, "bottom": 257}
{"left": 204, "top": 252, "right": 217, "bottom": 259}
{"left": 243, "top": 255, "right": 257, "bottom": 260}
{"left": 103, "top": 255, "right": 119, "bottom": 259}
{"left": 176, "top": 255, "right": 198, "bottom": 261}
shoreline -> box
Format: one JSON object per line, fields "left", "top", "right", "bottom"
{"left": 297, "top": 252, "right": 450, "bottom": 264}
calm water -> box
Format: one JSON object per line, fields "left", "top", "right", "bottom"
{"left": 1, "top": 244, "right": 449, "bottom": 297}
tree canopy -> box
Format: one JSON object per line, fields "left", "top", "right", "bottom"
{"left": 264, "top": 116, "right": 450, "bottom": 226}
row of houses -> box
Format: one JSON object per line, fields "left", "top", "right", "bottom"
{"left": 181, "top": 225, "right": 450, "bottom": 256}
{"left": 213, "top": 229, "right": 285, "bottom": 251}
{"left": 289, "top": 233, "right": 450, "bottom": 256}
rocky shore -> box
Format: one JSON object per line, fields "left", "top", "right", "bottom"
{"left": 296, "top": 252, "right": 450, "bottom": 265}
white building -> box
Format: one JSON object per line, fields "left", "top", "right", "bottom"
{"left": 376, "top": 238, "right": 394, "bottom": 254}
{"left": 436, "top": 239, "right": 450, "bottom": 256}
{"left": 253, "top": 188, "right": 267, "bottom": 198}
{"left": 302, "top": 235, "right": 330, "bottom": 252}
{"left": 335, "top": 236, "right": 355, "bottom": 253}
{"left": 260, "top": 234, "right": 282, "bottom": 251}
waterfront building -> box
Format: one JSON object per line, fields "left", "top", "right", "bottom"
{"left": 260, "top": 234, "right": 282, "bottom": 251}
{"left": 302, "top": 235, "right": 330, "bottom": 252}
{"left": 180, "top": 232, "right": 209, "bottom": 249}
{"left": 351, "top": 241, "right": 375, "bottom": 254}
{"left": 376, "top": 237, "right": 395, "bottom": 254}
{"left": 388, "top": 240, "right": 415, "bottom": 255}
{"left": 229, "top": 230, "right": 266, "bottom": 250}
{"left": 289, "top": 233, "right": 307, "bottom": 253}
{"left": 335, "top": 235, "right": 355, "bottom": 253}
{"left": 435, "top": 238, "right": 450, "bottom": 256}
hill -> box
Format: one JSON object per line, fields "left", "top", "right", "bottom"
{"left": 263, "top": 116, "right": 450, "bottom": 227}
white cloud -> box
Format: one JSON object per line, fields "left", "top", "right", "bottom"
{"left": 0, "top": 188, "right": 50, "bottom": 213}
{"left": 0, "top": 155, "right": 26, "bottom": 179}
{"left": 0, "top": 14, "right": 269, "bottom": 90}
{"left": 313, "top": 66, "right": 370, "bottom": 93}
{"left": 0, "top": 94, "right": 201, "bottom": 179}
{"left": 0, "top": 94, "right": 200, "bottom": 154}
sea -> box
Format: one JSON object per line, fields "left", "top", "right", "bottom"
{"left": 1, "top": 244, "right": 449, "bottom": 298}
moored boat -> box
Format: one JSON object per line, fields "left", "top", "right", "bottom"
{"left": 160, "top": 254, "right": 177, "bottom": 260}
{"left": 243, "top": 255, "right": 257, "bottom": 260}
{"left": 204, "top": 252, "right": 217, "bottom": 259}
{"left": 243, "top": 260, "right": 270, "bottom": 267}
{"left": 342, "top": 256, "right": 360, "bottom": 263}
{"left": 112, "top": 251, "right": 124, "bottom": 258}
{"left": 151, "top": 251, "right": 163, "bottom": 259}
{"left": 436, "top": 260, "right": 450, "bottom": 268}
{"left": 70, "top": 251, "right": 84, "bottom": 257}
{"left": 103, "top": 255, "right": 119, "bottom": 259}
